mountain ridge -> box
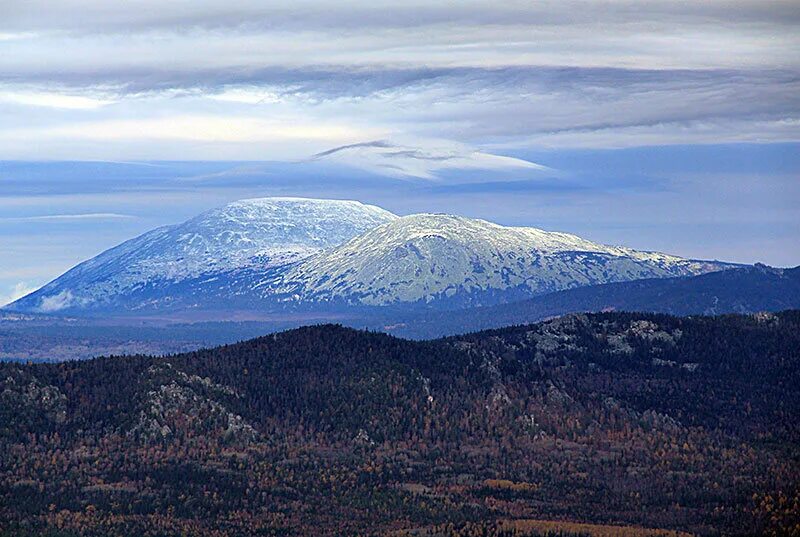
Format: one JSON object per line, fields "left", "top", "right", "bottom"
{"left": 6, "top": 197, "right": 736, "bottom": 315}
{"left": 277, "top": 212, "right": 731, "bottom": 307}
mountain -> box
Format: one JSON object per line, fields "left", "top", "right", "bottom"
{"left": 8, "top": 197, "right": 397, "bottom": 313}
{"left": 276, "top": 213, "right": 732, "bottom": 308}
{"left": 4, "top": 265, "right": 797, "bottom": 362}
{"left": 2, "top": 311, "right": 799, "bottom": 536}
{"left": 6, "top": 198, "right": 734, "bottom": 316}
{"left": 381, "top": 263, "right": 800, "bottom": 338}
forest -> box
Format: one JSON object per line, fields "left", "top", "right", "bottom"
{"left": 1, "top": 311, "right": 799, "bottom": 536}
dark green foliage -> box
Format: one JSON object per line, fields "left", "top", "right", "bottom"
{"left": 1, "top": 311, "right": 799, "bottom": 536}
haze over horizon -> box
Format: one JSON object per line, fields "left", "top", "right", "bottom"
{"left": 1, "top": 1, "right": 798, "bottom": 305}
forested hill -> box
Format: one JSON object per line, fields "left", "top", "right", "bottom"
{"left": 2, "top": 311, "right": 799, "bottom": 536}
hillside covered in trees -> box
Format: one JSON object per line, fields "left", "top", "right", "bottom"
{"left": 2, "top": 311, "right": 799, "bottom": 536}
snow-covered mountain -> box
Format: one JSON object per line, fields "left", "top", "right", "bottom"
{"left": 8, "top": 198, "right": 397, "bottom": 313}
{"left": 273, "top": 214, "right": 731, "bottom": 307}
{"left": 6, "top": 198, "right": 734, "bottom": 316}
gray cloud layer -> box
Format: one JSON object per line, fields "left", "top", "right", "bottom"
{"left": 0, "top": 1, "right": 798, "bottom": 158}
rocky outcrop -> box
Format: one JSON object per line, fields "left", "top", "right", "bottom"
{"left": 129, "top": 363, "right": 257, "bottom": 443}
{"left": 1, "top": 367, "right": 67, "bottom": 434}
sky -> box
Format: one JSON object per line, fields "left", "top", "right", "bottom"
{"left": 0, "top": 0, "right": 799, "bottom": 305}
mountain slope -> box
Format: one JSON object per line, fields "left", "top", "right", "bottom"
{"left": 8, "top": 198, "right": 397, "bottom": 313}
{"left": 382, "top": 264, "right": 800, "bottom": 338}
{"left": 277, "top": 213, "right": 732, "bottom": 308}
{"left": 1, "top": 312, "right": 799, "bottom": 536}
{"left": 2, "top": 265, "right": 796, "bottom": 362}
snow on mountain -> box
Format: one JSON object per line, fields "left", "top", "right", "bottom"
{"left": 311, "top": 140, "right": 549, "bottom": 180}
{"left": 275, "top": 214, "right": 731, "bottom": 307}
{"left": 6, "top": 198, "right": 735, "bottom": 316}
{"left": 9, "top": 198, "right": 397, "bottom": 312}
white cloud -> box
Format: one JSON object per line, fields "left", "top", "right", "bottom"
{"left": 0, "top": 213, "right": 135, "bottom": 222}
{"left": 0, "top": 282, "right": 39, "bottom": 307}
{"left": 0, "top": 89, "right": 116, "bottom": 109}
{"left": 312, "top": 140, "right": 550, "bottom": 180}
{"left": 0, "top": 32, "right": 38, "bottom": 41}
{"left": 37, "top": 290, "right": 80, "bottom": 312}
{"left": 209, "top": 87, "right": 284, "bottom": 104}
{"left": 1, "top": 67, "right": 795, "bottom": 158}
{"left": 5, "top": 115, "right": 384, "bottom": 143}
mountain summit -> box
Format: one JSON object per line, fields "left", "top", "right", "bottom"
{"left": 9, "top": 197, "right": 396, "bottom": 313}
{"left": 6, "top": 198, "right": 733, "bottom": 315}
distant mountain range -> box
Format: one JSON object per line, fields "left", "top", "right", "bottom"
{"left": 380, "top": 263, "right": 800, "bottom": 338}
{"left": 4, "top": 263, "right": 797, "bottom": 362}
{"left": 5, "top": 197, "right": 734, "bottom": 316}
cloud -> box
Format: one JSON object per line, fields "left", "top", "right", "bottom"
{"left": 0, "top": 89, "right": 115, "bottom": 109}
{"left": 37, "top": 290, "right": 81, "bottom": 312}
{"left": 0, "top": 32, "right": 38, "bottom": 41}
{"left": 0, "top": 66, "right": 796, "bottom": 158}
{"left": 0, "top": 213, "right": 136, "bottom": 222}
{"left": 0, "top": 2, "right": 796, "bottom": 158}
{"left": 44, "top": 116, "right": 377, "bottom": 142}
{"left": 5, "top": 1, "right": 800, "bottom": 29}
{"left": 0, "top": 113, "right": 387, "bottom": 159}
{"left": 0, "top": 282, "right": 39, "bottom": 307}
{"left": 2, "top": 2, "right": 798, "bottom": 68}
{"left": 312, "top": 140, "right": 550, "bottom": 180}
{"left": 497, "top": 118, "right": 800, "bottom": 150}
